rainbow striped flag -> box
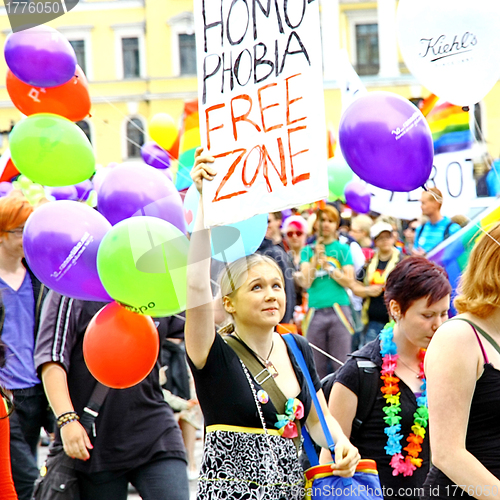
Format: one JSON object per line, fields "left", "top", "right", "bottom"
{"left": 426, "top": 102, "right": 473, "bottom": 155}
{"left": 427, "top": 200, "right": 500, "bottom": 307}
{"left": 175, "top": 99, "right": 201, "bottom": 191}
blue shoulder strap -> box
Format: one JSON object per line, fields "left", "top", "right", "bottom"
{"left": 283, "top": 334, "right": 335, "bottom": 456}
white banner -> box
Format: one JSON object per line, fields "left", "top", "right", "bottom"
{"left": 194, "top": 0, "right": 328, "bottom": 227}
{"left": 369, "top": 149, "right": 475, "bottom": 220}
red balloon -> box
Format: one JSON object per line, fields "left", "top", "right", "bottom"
{"left": 83, "top": 302, "right": 159, "bottom": 389}
{"left": 6, "top": 65, "right": 91, "bottom": 122}
{"left": 0, "top": 158, "right": 19, "bottom": 183}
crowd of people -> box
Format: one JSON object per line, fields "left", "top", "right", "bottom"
{"left": 0, "top": 148, "right": 498, "bottom": 500}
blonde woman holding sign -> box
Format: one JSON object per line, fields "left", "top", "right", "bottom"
{"left": 185, "top": 149, "right": 359, "bottom": 499}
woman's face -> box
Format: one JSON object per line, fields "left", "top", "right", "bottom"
{"left": 392, "top": 295, "right": 450, "bottom": 349}
{"left": 224, "top": 263, "right": 286, "bottom": 329}
{"left": 285, "top": 225, "right": 306, "bottom": 251}
{"left": 349, "top": 223, "right": 366, "bottom": 243}
{"left": 374, "top": 231, "right": 395, "bottom": 254}
{"left": 317, "top": 215, "right": 338, "bottom": 238}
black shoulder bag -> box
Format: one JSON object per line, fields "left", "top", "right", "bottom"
{"left": 32, "top": 383, "right": 110, "bottom": 500}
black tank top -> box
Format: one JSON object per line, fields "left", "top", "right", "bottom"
{"left": 422, "top": 320, "right": 500, "bottom": 499}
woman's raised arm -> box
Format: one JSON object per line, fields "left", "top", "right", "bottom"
{"left": 185, "top": 149, "right": 218, "bottom": 369}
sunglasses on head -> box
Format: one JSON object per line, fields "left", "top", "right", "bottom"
{"left": 287, "top": 230, "right": 303, "bottom": 238}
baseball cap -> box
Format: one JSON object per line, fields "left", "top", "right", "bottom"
{"left": 282, "top": 215, "right": 308, "bottom": 234}
{"left": 370, "top": 222, "right": 393, "bottom": 240}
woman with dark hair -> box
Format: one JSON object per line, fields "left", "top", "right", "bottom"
{"left": 0, "top": 339, "right": 18, "bottom": 499}
{"left": 422, "top": 224, "right": 500, "bottom": 498}
{"left": 321, "top": 257, "right": 451, "bottom": 499}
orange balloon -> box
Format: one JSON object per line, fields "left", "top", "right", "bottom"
{"left": 83, "top": 302, "right": 159, "bottom": 389}
{"left": 6, "top": 65, "right": 91, "bottom": 122}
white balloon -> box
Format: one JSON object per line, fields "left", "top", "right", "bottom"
{"left": 397, "top": 0, "right": 500, "bottom": 106}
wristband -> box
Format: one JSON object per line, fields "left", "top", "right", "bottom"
{"left": 57, "top": 411, "right": 79, "bottom": 429}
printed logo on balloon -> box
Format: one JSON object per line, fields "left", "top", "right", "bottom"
{"left": 397, "top": 0, "right": 500, "bottom": 107}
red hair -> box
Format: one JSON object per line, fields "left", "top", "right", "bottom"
{"left": 0, "top": 195, "right": 33, "bottom": 234}
{"left": 384, "top": 256, "right": 451, "bottom": 315}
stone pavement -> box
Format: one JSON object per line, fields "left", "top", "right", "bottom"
{"left": 38, "top": 435, "right": 203, "bottom": 499}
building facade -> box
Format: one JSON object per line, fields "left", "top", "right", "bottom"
{"left": 0, "top": 0, "right": 496, "bottom": 168}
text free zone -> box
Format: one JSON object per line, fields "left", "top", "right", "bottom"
{"left": 206, "top": 73, "right": 312, "bottom": 203}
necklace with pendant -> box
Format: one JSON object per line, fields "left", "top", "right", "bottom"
{"left": 397, "top": 356, "right": 421, "bottom": 379}
{"left": 234, "top": 332, "right": 278, "bottom": 378}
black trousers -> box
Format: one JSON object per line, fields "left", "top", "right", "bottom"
{"left": 10, "top": 384, "right": 53, "bottom": 500}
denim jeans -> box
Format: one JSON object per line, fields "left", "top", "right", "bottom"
{"left": 10, "top": 384, "right": 52, "bottom": 500}
{"left": 361, "top": 320, "right": 386, "bottom": 348}
{"left": 77, "top": 457, "right": 190, "bottom": 500}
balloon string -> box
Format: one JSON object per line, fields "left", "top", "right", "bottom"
{"left": 90, "top": 93, "right": 195, "bottom": 184}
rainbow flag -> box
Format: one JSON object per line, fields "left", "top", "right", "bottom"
{"left": 426, "top": 102, "right": 473, "bottom": 155}
{"left": 175, "top": 99, "right": 201, "bottom": 191}
{"left": 427, "top": 200, "right": 500, "bottom": 308}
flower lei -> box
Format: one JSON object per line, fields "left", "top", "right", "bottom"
{"left": 274, "top": 398, "right": 304, "bottom": 438}
{"left": 380, "top": 321, "right": 429, "bottom": 477}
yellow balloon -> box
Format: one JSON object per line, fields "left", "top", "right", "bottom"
{"left": 149, "top": 113, "right": 178, "bottom": 151}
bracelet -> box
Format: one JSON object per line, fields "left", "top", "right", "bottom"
{"left": 57, "top": 411, "right": 79, "bottom": 429}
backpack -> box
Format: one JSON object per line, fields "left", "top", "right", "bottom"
{"left": 321, "top": 354, "right": 379, "bottom": 440}
{"left": 415, "top": 220, "right": 454, "bottom": 252}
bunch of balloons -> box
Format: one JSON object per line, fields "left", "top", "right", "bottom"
{"left": 337, "top": 3, "right": 500, "bottom": 193}
{"left": 5, "top": 25, "right": 95, "bottom": 187}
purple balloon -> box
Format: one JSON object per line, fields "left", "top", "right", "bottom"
{"left": 46, "top": 185, "right": 78, "bottom": 201}
{"left": 23, "top": 201, "right": 112, "bottom": 301}
{"left": 141, "top": 141, "right": 171, "bottom": 169}
{"left": 74, "top": 179, "right": 93, "bottom": 201}
{"left": 0, "top": 182, "right": 13, "bottom": 197}
{"left": 92, "top": 164, "right": 118, "bottom": 193}
{"left": 4, "top": 26, "right": 77, "bottom": 88}
{"left": 339, "top": 92, "right": 433, "bottom": 192}
{"left": 97, "top": 163, "right": 187, "bottom": 232}
{"left": 344, "top": 181, "right": 371, "bottom": 214}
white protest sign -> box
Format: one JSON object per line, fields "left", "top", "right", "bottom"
{"left": 368, "top": 149, "right": 475, "bottom": 220}
{"left": 194, "top": 0, "right": 328, "bottom": 227}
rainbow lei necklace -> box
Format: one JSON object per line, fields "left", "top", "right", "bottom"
{"left": 379, "top": 321, "right": 429, "bottom": 477}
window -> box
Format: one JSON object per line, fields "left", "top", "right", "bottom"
{"left": 355, "top": 24, "right": 379, "bottom": 76}
{"left": 168, "top": 12, "right": 196, "bottom": 77}
{"left": 179, "top": 33, "right": 197, "bottom": 76}
{"left": 126, "top": 118, "right": 144, "bottom": 158}
{"left": 122, "top": 37, "right": 140, "bottom": 79}
{"left": 76, "top": 120, "right": 91, "bottom": 144}
{"left": 69, "top": 40, "right": 86, "bottom": 74}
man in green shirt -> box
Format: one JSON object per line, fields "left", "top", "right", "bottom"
{"left": 300, "top": 206, "right": 354, "bottom": 378}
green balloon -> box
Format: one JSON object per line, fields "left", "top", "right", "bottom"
{"left": 97, "top": 216, "right": 188, "bottom": 317}
{"left": 327, "top": 157, "right": 354, "bottom": 202}
{"left": 9, "top": 113, "right": 95, "bottom": 187}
